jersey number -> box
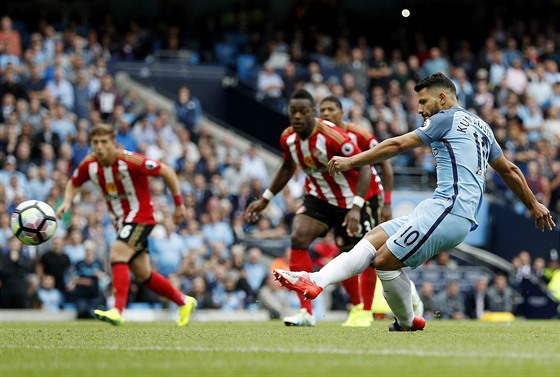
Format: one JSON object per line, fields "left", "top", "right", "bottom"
{"left": 119, "top": 225, "right": 133, "bottom": 239}
{"left": 393, "top": 226, "right": 420, "bottom": 248}
{"left": 473, "top": 133, "right": 490, "bottom": 176}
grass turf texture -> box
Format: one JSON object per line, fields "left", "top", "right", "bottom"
{"left": 1, "top": 320, "right": 558, "bottom": 377}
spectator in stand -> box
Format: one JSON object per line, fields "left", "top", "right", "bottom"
{"left": 258, "top": 273, "right": 294, "bottom": 319}
{"left": 0, "top": 69, "right": 28, "bottom": 101}
{"left": 24, "top": 64, "right": 48, "bottom": 102}
{"left": 151, "top": 218, "right": 187, "bottom": 278}
{"left": 464, "top": 277, "right": 490, "bottom": 319}
{"left": 115, "top": 118, "right": 138, "bottom": 152}
{"left": 367, "top": 46, "right": 392, "bottom": 91}
{"left": 240, "top": 143, "right": 269, "bottom": 187}
{"left": 422, "top": 46, "right": 450, "bottom": 77}
{"left": 302, "top": 72, "right": 331, "bottom": 105}
{"left": 0, "top": 16, "right": 22, "bottom": 58}
{"left": 433, "top": 280, "right": 465, "bottom": 319}
{"left": 187, "top": 276, "right": 214, "bottom": 309}
{"left": 525, "top": 160, "right": 550, "bottom": 206}
{"left": 257, "top": 61, "right": 285, "bottom": 109}
{"left": 343, "top": 47, "right": 369, "bottom": 95}
{"left": 92, "top": 73, "right": 121, "bottom": 121}
{"left": 37, "top": 274, "right": 64, "bottom": 311}
{"left": 45, "top": 68, "right": 74, "bottom": 110}
{"left": 73, "top": 69, "right": 91, "bottom": 120}
{"left": 37, "top": 235, "right": 71, "bottom": 300}
{"left": 68, "top": 240, "right": 107, "bottom": 318}
{"left": 174, "top": 85, "right": 202, "bottom": 142}
{"left": 202, "top": 208, "right": 235, "bottom": 260}
{"left": 243, "top": 246, "right": 269, "bottom": 300}
{"left": 50, "top": 103, "right": 77, "bottom": 142}
{"left": 418, "top": 281, "right": 436, "bottom": 320}
{"left": 0, "top": 237, "right": 34, "bottom": 308}
{"left": 504, "top": 58, "right": 529, "bottom": 96}
{"left": 486, "top": 273, "right": 523, "bottom": 314}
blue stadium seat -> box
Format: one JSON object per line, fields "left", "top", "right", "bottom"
{"left": 237, "top": 54, "right": 257, "bottom": 82}
{"left": 214, "top": 42, "right": 238, "bottom": 66}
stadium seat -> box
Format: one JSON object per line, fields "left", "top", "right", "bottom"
{"left": 214, "top": 42, "right": 239, "bottom": 66}
{"left": 237, "top": 54, "right": 257, "bottom": 82}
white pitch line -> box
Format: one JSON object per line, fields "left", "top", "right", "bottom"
{"left": 1, "top": 344, "right": 558, "bottom": 361}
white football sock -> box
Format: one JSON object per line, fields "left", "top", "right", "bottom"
{"left": 377, "top": 269, "right": 414, "bottom": 328}
{"left": 311, "top": 239, "right": 376, "bottom": 287}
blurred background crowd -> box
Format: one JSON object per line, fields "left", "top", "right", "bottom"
{"left": 0, "top": 0, "right": 558, "bottom": 319}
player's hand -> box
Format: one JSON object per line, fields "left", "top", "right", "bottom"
{"left": 328, "top": 156, "right": 353, "bottom": 175}
{"left": 172, "top": 204, "right": 188, "bottom": 224}
{"left": 342, "top": 207, "right": 361, "bottom": 237}
{"left": 245, "top": 199, "right": 268, "bottom": 223}
{"left": 381, "top": 203, "right": 392, "bottom": 223}
{"left": 530, "top": 203, "right": 556, "bottom": 231}
{"left": 56, "top": 202, "right": 71, "bottom": 218}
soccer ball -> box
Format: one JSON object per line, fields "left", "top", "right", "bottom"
{"left": 10, "top": 200, "right": 58, "bottom": 245}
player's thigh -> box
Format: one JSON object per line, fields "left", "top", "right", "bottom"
{"left": 291, "top": 195, "right": 344, "bottom": 247}
{"left": 383, "top": 199, "right": 471, "bottom": 269}
{"left": 290, "top": 214, "right": 330, "bottom": 248}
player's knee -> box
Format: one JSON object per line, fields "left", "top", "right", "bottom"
{"left": 290, "top": 233, "right": 311, "bottom": 249}
{"left": 373, "top": 250, "right": 404, "bottom": 271}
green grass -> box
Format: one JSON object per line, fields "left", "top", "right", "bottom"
{"left": 1, "top": 320, "right": 559, "bottom": 377}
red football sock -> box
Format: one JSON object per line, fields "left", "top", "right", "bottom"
{"left": 111, "top": 262, "right": 130, "bottom": 313}
{"left": 360, "top": 267, "right": 377, "bottom": 311}
{"left": 289, "top": 249, "right": 313, "bottom": 314}
{"left": 342, "top": 275, "right": 362, "bottom": 306}
{"left": 144, "top": 271, "right": 186, "bottom": 306}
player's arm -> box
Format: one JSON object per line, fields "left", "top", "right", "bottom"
{"left": 329, "top": 131, "right": 424, "bottom": 174}
{"left": 56, "top": 180, "right": 81, "bottom": 218}
{"left": 159, "top": 162, "right": 187, "bottom": 224}
{"left": 245, "top": 158, "right": 297, "bottom": 222}
{"left": 490, "top": 155, "right": 555, "bottom": 231}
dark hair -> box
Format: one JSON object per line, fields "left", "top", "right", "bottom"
{"left": 414, "top": 72, "right": 457, "bottom": 97}
{"left": 290, "top": 89, "right": 315, "bottom": 105}
{"left": 320, "top": 95, "right": 343, "bottom": 110}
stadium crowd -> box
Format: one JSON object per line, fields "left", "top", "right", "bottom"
{"left": 0, "top": 1, "right": 559, "bottom": 319}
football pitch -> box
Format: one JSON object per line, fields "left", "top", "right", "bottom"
{"left": 1, "top": 320, "right": 559, "bottom": 377}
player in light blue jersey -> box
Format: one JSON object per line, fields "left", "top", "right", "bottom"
{"left": 272, "top": 72, "right": 556, "bottom": 331}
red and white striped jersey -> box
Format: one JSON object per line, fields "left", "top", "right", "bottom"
{"left": 344, "top": 122, "right": 384, "bottom": 197}
{"left": 280, "top": 118, "right": 378, "bottom": 209}
{"left": 71, "top": 150, "right": 161, "bottom": 227}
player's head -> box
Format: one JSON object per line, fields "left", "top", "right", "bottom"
{"left": 89, "top": 123, "right": 117, "bottom": 165}
{"left": 319, "top": 96, "right": 344, "bottom": 126}
{"left": 288, "top": 89, "right": 316, "bottom": 138}
{"left": 414, "top": 72, "right": 458, "bottom": 118}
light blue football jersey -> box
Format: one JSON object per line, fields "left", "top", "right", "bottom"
{"left": 415, "top": 106, "right": 503, "bottom": 230}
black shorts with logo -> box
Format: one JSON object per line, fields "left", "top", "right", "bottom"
{"left": 299, "top": 194, "right": 380, "bottom": 249}
{"left": 116, "top": 222, "right": 155, "bottom": 257}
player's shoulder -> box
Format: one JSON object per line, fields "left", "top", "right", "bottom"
{"left": 316, "top": 119, "right": 348, "bottom": 143}
{"left": 118, "top": 149, "right": 146, "bottom": 166}
{"left": 280, "top": 126, "right": 295, "bottom": 138}
{"left": 345, "top": 122, "right": 374, "bottom": 138}
{"left": 77, "top": 153, "right": 98, "bottom": 168}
